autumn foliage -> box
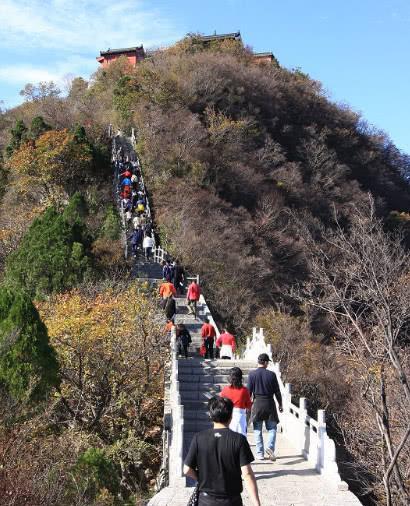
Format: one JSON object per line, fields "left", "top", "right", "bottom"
{"left": 0, "top": 282, "right": 168, "bottom": 505}
{"left": 6, "top": 128, "right": 93, "bottom": 202}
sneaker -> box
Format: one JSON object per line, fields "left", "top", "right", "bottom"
{"left": 255, "top": 455, "right": 265, "bottom": 461}
{"left": 266, "top": 448, "right": 276, "bottom": 461}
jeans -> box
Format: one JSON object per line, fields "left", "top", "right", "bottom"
{"left": 253, "top": 420, "right": 277, "bottom": 457}
{"left": 188, "top": 299, "right": 197, "bottom": 318}
{"left": 198, "top": 493, "right": 242, "bottom": 506}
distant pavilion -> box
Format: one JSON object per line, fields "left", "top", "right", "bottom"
{"left": 96, "top": 31, "right": 276, "bottom": 68}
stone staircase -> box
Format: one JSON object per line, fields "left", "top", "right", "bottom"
{"left": 113, "top": 134, "right": 363, "bottom": 506}
{"left": 178, "top": 359, "right": 256, "bottom": 461}
{"left": 131, "top": 255, "right": 164, "bottom": 279}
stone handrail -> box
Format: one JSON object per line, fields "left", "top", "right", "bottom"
{"left": 111, "top": 134, "right": 128, "bottom": 259}
{"left": 243, "top": 327, "right": 349, "bottom": 490}
{"left": 168, "top": 326, "right": 185, "bottom": 486}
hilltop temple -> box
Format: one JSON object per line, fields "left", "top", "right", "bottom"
{"left": 96, "top": 31, "right": 276, "bottom": 67}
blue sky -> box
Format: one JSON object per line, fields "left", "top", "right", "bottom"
{"left": 0, "top": 0, "right": 409, "bottom": 153}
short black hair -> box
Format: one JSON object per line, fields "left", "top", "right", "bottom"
{"left": 208, "top": 396, "right": 233, "bottom": 423}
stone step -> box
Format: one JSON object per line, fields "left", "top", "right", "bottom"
{"left": 180, "top": 400, "right": 209, "bottom": 410}
{"left": 178, "top": 360, "right": 256, "bottom": 369}
{"left": 177, "top": 361, "right": 254, "bottom": 370}
{"left": 178, "top": 374, "right": 223, "bottom": 383}
{"left": 181, "top": 391, "right": 219, "bottom": 401}
{"left": 180, "top": 364, "right": 255, "bottom": 373}
{"left": 178, "top": 365, "right": 253, "bottom": 375}
{"left": 183, "top": 410, "right": 212, "bottom": 421}
{"left": 184, "top": 420, "right": 213, "bottom": 433}
{"left": 179, "top": 382, "right": 222, "bottom": 392}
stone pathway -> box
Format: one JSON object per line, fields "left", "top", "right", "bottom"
{"left": 148, "top": 430, "right": 362, "bottom": 506}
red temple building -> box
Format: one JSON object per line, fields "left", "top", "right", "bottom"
{"left": 96, "top": 46, "right": 146, "bottom": 68}
{"left": 96, "top": 32, "right": 276, "bottom": 68}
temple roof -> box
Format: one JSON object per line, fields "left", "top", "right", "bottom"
{"left": 253, "top": 52, "right": 274, "bottom": 58}
{"left": 99, "top": 46, "right": 144, "bottom": 56}
{"left": 195, "top": 31, "right": 242, "bottom": 42}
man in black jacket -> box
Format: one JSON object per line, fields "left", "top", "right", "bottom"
{"left": 172, "top": 259, "right": 185, "bottom": 294}
{"left": 248, "top": 353, "right": 283, "bottom": 461}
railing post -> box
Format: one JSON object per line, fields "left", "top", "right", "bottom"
{"left": 317, "top": 409, "right": 326, "bottom": 472}
{"left": 177, "top": 404, "right": 184, "bottom": 477}
{"left": 299, "top": 397, "right": 308, "bottom": 457}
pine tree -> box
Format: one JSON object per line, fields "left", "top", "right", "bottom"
{"left": 29, "top": 116, "right": 51, "bottom": 140}
{"left": 5, "top": 119, "right": 27, "bottom": 157}
{"left": 63, "top": 191, "right": 88, "bottom": 226}
{"left": 5, "top": 197, "right": 93, "bottom": 299}
{"left": 101, "top": 205, "right": 121, "bottom": 240}
{"left": 0, "top": 286, "right": 59, "bottom": 401}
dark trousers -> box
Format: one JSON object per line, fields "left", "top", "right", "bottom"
{"left": 131, "top": 242, "right": 141, "bottom": 255}
{"left": 204, "top": 338, "right": 214, "bottom": 359}
{"left": 179, "top": 343, "right": 189, "bottom": 358}
{"left": 199, "top": 492, "right": 242, "bottom": 506}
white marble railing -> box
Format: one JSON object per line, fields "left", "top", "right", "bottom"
{"left": 168, "top": 326, "right": 186, "bottom": 486}
{"left": 197, "top": 294, "right": 220, "bottom": 338}
{"left": 243, "top": 327, "right": 348, "bottom": 490}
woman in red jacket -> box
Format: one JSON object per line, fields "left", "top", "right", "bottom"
{"left": 215, "top": 329, "right": 236, "bottom": 359}
{"left": 220, "top": 367, "right": 252, "bottom": 436}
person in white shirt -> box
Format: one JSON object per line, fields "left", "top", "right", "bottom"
{"left": 143, "top": 234, "right": 154, "bottom": 260}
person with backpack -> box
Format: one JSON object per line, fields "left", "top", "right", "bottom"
{"left": 247, "top": 353, "right": 283, "bottom": 462}
{"left": 121, "top": 176, "right": 131, "bottom": 188}
{"left": 177, "top": 323, "right": 192, "bottom": 359}
{"left": 162, "top": 260, "right": 174, "bottom": 282}
{"left": 130, "top": 227, "right": 143, "bottom": 257}
{"left": 159, "top": 279, "right": 177, "bottom": 300}
{"left": 216, "top": 329, "right": 236, "bottom": 360}
{"left": 220, "top": 368, "right": 252, "bottom": 436}
{"left": 165, "top": 294, "right": 176, "bottom": 321}
{"left": 187, "top": 279, "right": 201, "bottom": 319}
{"left": 201, "top": 317, "right": 216, "bottom": 359}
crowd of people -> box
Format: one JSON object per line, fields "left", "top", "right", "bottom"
{"left": 158, "top": 271, "right": 281, "bottom": 505}
{"left": 115, "top": 158, "right": 155, "bottom": 259}
{"left": 184, "top": 354, "right": 284, "bottom": 506}
{"left": 115, "top": 152, "right": 282, "bottom": 506}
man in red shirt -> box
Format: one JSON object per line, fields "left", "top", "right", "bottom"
{"left": 201, "top": 317, "right": 216, "bottom": 359}
{"left": 186, "top": 280, "right": 201, "bottom": 319}
{"left": 216, "top": 329, "right": 236, "bottom": 360}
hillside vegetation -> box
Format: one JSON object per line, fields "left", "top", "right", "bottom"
{"left": 0, "top": 35, "right": 409, "bottom": 505}
{"left": 114, "top": 39, "right": 410, "bottom": 505}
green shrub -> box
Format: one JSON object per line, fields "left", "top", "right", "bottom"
{"left": 0, "top": 286, "right": 59, "bottom": 400}
{"left": 6, "top": 119, "right": 27, "bottom": 157}
{"left": 29, "top": 116, "right": 51, "bottom": 139}
{"left": 63, "top": 191, "right": 88, "bottom": 225}
{"left": 101, "top": 205, "right": 121, "bottom": 241}
{"left": 5, "top": 196, "right": 93, "bottom": 299}
{"left": 74, "top": 448, "right": 120, "bottom": 500}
